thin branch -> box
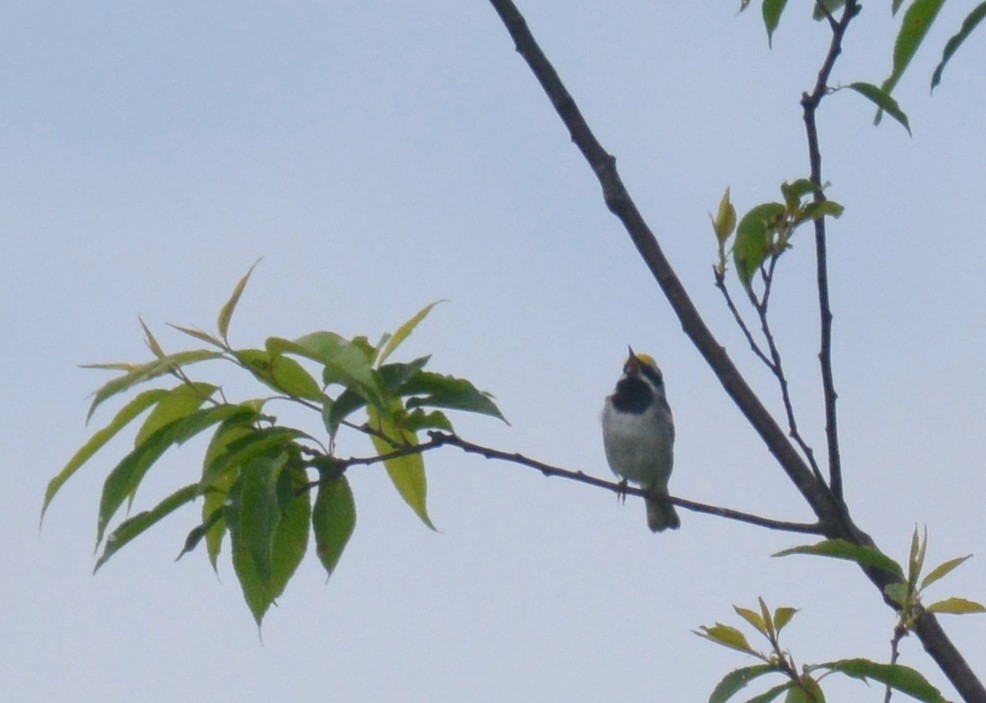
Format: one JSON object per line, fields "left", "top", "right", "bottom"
{"left": 801, "top": 1, "right": 857, "bottom": 504}
{"left": 747, "top": 267, "right": 826, "bottom": 486}
{"left": 714, "top": 268, "right": 775, "bottom": 370}
{"left": 427, "top": 432, "right": 824, "bottom": 534}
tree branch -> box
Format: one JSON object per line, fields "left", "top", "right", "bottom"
{"left": 801, "top": 1, "right": 856, "bottom": 504}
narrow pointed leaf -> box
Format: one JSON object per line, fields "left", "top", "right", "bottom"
{"left": 134, "top": 382, "right": 217, "bottom": 447}
{"left": 312, "top": 475, "right": 357, "bottom": 579}
{"left": 377, "top": 301, "right": 444, "bottom": 365}
{"left": 921, "top": 554, "right": 973, "bottom": 590}
{"left": 931, "top": 3, "right": 986, "bottom": 91}
{"left": 695, "top": 624, "right": 757, "bottom": 655}
{"left": 218, "top": 260, "right": 260, "bottom": 341}
{"left": 323, "top": 388, "right": 367, "bottom": 439}
{"left": 711, "top": 187, "right": 737, "bottom": 244}
{"left": 97, "top": 405, "right": 260, "bottom": 545}
{"left": 268, "top": 468, "right": 311, "bottom": 599}
{"left": 762, "top": 0, "right": 789, "bottom": 47}
{"left": 43, "top": 388, "right": 168, "bottom": 521}
{"left": 140, "top": 317, "right": 166, "bottom": 359}
{"left": 733, "top": 606, "right": 767, "bottom": 637}
{"left": 774, "top": 539, "right": 904, "bottom": 578}
{"left": 815, "top": 659, "right": 945, "bottom": 702}
{"left": 234, "top": 453, "right": 288, "bottom": 595}
{"left": 168, "top": 323, "right": 227, "bottom": 350}
{"left": 925, "top": 597, "right": 986, "bottom": 615}
{"left": 708, "top": 665, "right": 776, "bottom": 703}
{"left": 368, "top": 406, "right": 434, "bottom": 529}
{"left": 176, "top": 506, "right": 223, "bottom": 562}
{"left": 401, "top": 371, "right": 507, "bottom": 423}
{"left": 95, "top": 483, "right": 200, "bottom": 572}
{"left": 848, "top": 82, "right": 911, "bottom": 134}
{"left": 879, "top": 0, "right": 946, "bottom": 100}
{"left": 757, "top": 597, "right": 775, "bottom": 640}
{"left": 86, "top": 350, "right": 223, "bottom": 421}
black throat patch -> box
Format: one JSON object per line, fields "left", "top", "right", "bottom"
{"left": 611, "top": 376, "right": 654, "bottom": 414}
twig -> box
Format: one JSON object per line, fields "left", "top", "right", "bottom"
{"left": 801, "top": 1, "right": 857, "bottom": 503}
{"left": 884, "top": 624, "right": 907, "bottom": 703}
{"left": 714, "top": 268, "right": 774, "bottom": 370}
{"left": 317, "top": 431, "right": 823, "bottom": 534}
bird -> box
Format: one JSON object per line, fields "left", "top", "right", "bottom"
{"left": 601, "top": 347, "right": 679, "bottom": 532}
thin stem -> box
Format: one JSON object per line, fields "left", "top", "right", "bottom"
{"left": 801, "top": 1, "right": 857, "bottom": 503}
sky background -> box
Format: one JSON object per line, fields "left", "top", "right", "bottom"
{"left": 3, "top": 2, "right": 985, "bottom": 701}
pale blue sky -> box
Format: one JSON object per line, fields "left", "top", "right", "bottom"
{"left": 3, "top": 2, "right": 984, "bottom": 701}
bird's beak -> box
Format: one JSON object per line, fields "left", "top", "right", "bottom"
{"left": 625, "top": 346, "right": 640, "bottom": 374}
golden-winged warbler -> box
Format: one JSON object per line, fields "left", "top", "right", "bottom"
{"left": 601, "top": 348, "right": 679, "bottom": 532}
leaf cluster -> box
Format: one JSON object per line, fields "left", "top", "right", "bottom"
{"left": 711, "top": 182, "right": 843, "bottom": 291}
{"left": 42, "top": 266, "right": 506, "bottom": 624}
{"left": 699, "top": 597, "right": 948, "bottom": 703}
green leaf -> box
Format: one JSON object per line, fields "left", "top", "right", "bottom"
{"left": 96, "top": 405, "right": 261, "bottom": 546}
{"left": 879, "top": 0, "right": 947, "bottom": 102}
{"left": 167, "top": 323, "right": 227, "bottom": 350}
{"left": 227, "top": 453, "right": 288, "bottom": 622}
{"left": 368, "top": 405, "right": 435, "bottom": 529}
{"left": 312, "top": 475, "right": 357, "bottom": 579}
{"left": 762, "top": 0, "right": 789, "bottom": 47}
{"left": 847, "top": 82, "right": 911, "bottom": 134}
{"left": 323, "top": 388, "right": 367, "bottom": 439}
{"left": 812, "top": 0, "right": 845, "bottom": 22}
{"left": 908, "top": 525, "right": 928, "bottom": 592}
{"left": 921, "top": 554, "right": 973, "bottom": 590}
{"left": 798, "top": 199, "right": 845, "bottom": 223}
{"left": 780, "top": 179, "right": 819, "bottom": 208}
{"left": 218, "top": 260, "right": 260, "bottom": 341}
{"left": 85, "top": 349, "right": 223, "bottom": 421}
{"left": 931, "top": 3, "right": 986, "bottom": 91}
{"left": 94, "top": 483, "right": 200, "bottom": 572}
{"left": 175, "top": 506, "right": 223, "bottom": 562}
{"left": 134, "top": 382, "right": 217, "bottom": 446}
{"left": 271, "top": 333, "right": 382, "bottom": 405}
{"left": 200, "top": 426, "right": 307, "bottom": 487}
{"left": 774, "top": 539, "right": 904, "bottom": 578}
{"left": 884, "top": 582, "right": 910, "bottom": 608}
{"left": 708, "top": 665, "right": 777, "bottom": 703}
{"left": 924, "top": 597, "right": 986, "bottom": 615}
{"left": 695, "top": 624, "right": 758, "bottom": 655}
{"left": 711, "top": 187, "right": 737, "bottom": 248}
{"left": 733, "top": 202, "right": 784, "bottom": 289}
{"left": 745, "top": 682, "right": 792, "bottom": 703}
{"left": 139, "top": 317, "right": 166, "bottom": 359}
{"left": 377, "top": 301, "right": 444, "bottom": 365}
{"left": 401, "top": 371, "right": 507, "bottom": 423}
{"left": 773, "top": 607, "right": 798, "bottom": 633}
{"left": 96, "top": 421, "right": 186, "bottom": 546}
{"left": 265, "top": 351, "right": 323, "bottom": 401}
{"left": 814, "top": 659, "right": 945, "bottom": 702}
{"left": 734, "top": 606, "right": 767, "bottom": 638}
{"left": 784, "top": 677, "right": 825, "bottom": 703}
{"left": 402, "top": 409, "right": 454, "bottom": 434}
{"left": 268, "top": 467, "right": 311, "bottom": 600}
{"left": 378, "top": 356, "right": 432, "bottom": 393}
{"left": 43, "top": 388, "right": 168, "bottom": 522}
{"left": 757, "top": 597, "right": 775, "bottom": 641}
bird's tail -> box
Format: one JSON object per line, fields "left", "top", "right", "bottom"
{"left": 645, "top": 493, "right": 680, "bottom": 532}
